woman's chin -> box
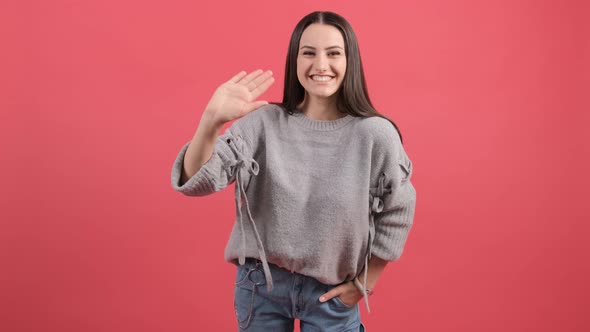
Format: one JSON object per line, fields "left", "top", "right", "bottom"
{"left": 308, "top": 89, "right": 339, "bottom": 100}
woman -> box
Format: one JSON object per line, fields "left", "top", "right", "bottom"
{"left": 171, "top": 11, "right": 416, "bottom": 332}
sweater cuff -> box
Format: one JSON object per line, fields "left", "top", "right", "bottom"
{"left": 170, "top": 137, "right": 236, "bottom": 196}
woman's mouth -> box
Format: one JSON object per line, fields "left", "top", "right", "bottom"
{"left": 310, "top": 75, "right": 334, "bottom": 82}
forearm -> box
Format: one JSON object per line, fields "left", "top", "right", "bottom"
{"left": 318, "top": 253, "right": 390, "bottom": 306}
{"left": 181, "top": 111, "right": 225, "bottom": 184}
{"left": 358, "top": 255, "right": 389, "bottom": 291}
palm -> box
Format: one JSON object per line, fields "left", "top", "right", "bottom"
{"left": 206, "top": 70, "right": 275, "bottom": 124}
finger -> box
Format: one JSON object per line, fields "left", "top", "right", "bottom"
{"left": 238, "top": 69, "right": 263, "bottom": 86}
{"left": 250, "top": 76, "right": 275, "bottom": 100}
{"left": 246, "top": 70, "right": 273, "bottom": 91}
{"left": 228, "top": 71, "right": 247, "bottom": 83}
{"left": 319, "top": 287, "right": 342, "bottom": 303}
{"left": 244, "top": 100, "right": 269, "bottom": 113}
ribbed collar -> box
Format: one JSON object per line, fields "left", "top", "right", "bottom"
{"left": 289, "top": 110, "right": 355, "bottom": 131}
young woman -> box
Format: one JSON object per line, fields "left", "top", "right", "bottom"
{"left": 171, "top": 11, "right": 416, "bottom": 332}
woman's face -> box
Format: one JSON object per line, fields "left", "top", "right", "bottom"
{"left": 296, "top": 23, "right": 347, "bottom": 102}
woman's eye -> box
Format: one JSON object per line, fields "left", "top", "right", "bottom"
{"left": 303, "top": 51, "right": 315, "bottom": 56}
{"left": 328, "top": 52, "right": 341, "bottom": 56}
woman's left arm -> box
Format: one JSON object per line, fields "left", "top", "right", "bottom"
{"left": 318, "top": 255, "right": 388, "bottom": 305}
{"left": 320, "top": 121, "right": 417, "bottom": 307}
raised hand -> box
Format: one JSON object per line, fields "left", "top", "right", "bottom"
{"left": 204, "top": 69, "right": 275, "bottom": 125}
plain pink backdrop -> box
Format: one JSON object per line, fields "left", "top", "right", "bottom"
{"left": 2, "top": 0, "right": 589, "bottom": 331}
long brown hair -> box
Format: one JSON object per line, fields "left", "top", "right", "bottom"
{"left": 278, "top": 11, "right": 403, "bottom": 143}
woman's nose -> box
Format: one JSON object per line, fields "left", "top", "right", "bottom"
{"left": 314, "top": 54, "right": 328, "bottom": 71}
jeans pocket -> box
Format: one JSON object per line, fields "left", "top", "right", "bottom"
{"left": 234, "top": 285, "right": 256, "bottom": 330}
{"left": 235, "top": 264, "right": 251, "bottom": 286}
{"left": 332, "top": 295, "right": 356, "bottom": 309}
{"left": 322, "top": 283, "right": 356, "bottom": 311}
{"left": 234, "top": 261, "right": 265, "bottom": 330}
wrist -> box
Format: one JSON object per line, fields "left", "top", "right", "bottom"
{"left": 200, "top": 110, "right": 225, "bottom": 132}
{"left": 353, "top": 277, "right": 374, "bottom": 296}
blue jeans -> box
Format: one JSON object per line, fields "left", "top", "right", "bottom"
{"left": 234, "top": 259, "right": 366, "bottom": 331}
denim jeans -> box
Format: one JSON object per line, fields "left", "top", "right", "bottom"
{"left": 234, "top": 258, "right": 366, "bottom": 331}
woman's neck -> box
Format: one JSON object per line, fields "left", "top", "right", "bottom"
{"left": 297, "top": 95, "right": 345, "bottom": 120}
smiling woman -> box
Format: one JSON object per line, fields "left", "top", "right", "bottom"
{"left": 171, "top": 11, "right": 416, "bottom": 332}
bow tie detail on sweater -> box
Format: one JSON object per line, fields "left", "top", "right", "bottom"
{"left": 224, "top": 137, "right": 274, "bottom": 292}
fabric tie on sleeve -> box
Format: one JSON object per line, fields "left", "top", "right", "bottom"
{"left": 362, "top": 172, "right": 392, "bottom": 313}
{"left": 223, "top": 136, "right": 274, "bottom": 292}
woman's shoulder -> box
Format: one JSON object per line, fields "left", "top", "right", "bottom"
{"left": 354, "top": 115, "right": 402, "bottom": 145}
{"left": 235, "top": 103, "right": 284, "bottom": 126}
{"left": 230, "top": 103, "right": 281, "bottom": 129}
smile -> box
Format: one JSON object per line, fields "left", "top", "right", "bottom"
{"left": 310, "top": 75, "right": 334, "bottom": 82}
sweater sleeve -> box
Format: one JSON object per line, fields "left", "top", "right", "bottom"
{"left": 170, "top": 121, "right": 256, "bottom": 196}
{"left": 369, "top": 122, "right": 417, "bottom": 262}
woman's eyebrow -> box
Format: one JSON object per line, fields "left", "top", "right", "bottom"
{"left": 300, "top": 45, "right": 344, "bottom": 50}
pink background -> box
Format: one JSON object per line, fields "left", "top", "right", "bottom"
{"left": 2, "top": 0, "right": 589, "bottom": 331}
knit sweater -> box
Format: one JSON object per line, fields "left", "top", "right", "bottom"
{"left": 171, "top": 104, "right": 416, "bottom": 310}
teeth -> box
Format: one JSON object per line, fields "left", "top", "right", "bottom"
{"left": 312, "top": 75, "right": 332, "bottom": 81}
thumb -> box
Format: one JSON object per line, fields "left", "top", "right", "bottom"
{"left": 319, "top": 287, "right": 341, "bottom": 303}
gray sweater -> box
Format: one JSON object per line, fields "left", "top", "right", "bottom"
{"left": 171, "top": 104, "right": 416, "bottom": 309}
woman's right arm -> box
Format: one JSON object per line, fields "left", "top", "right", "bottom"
{"left": 180, "top": 111, "right": 225, "bottom": 185}
{"left": 174, "top": 69, "right": 275, "bottom": 190}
